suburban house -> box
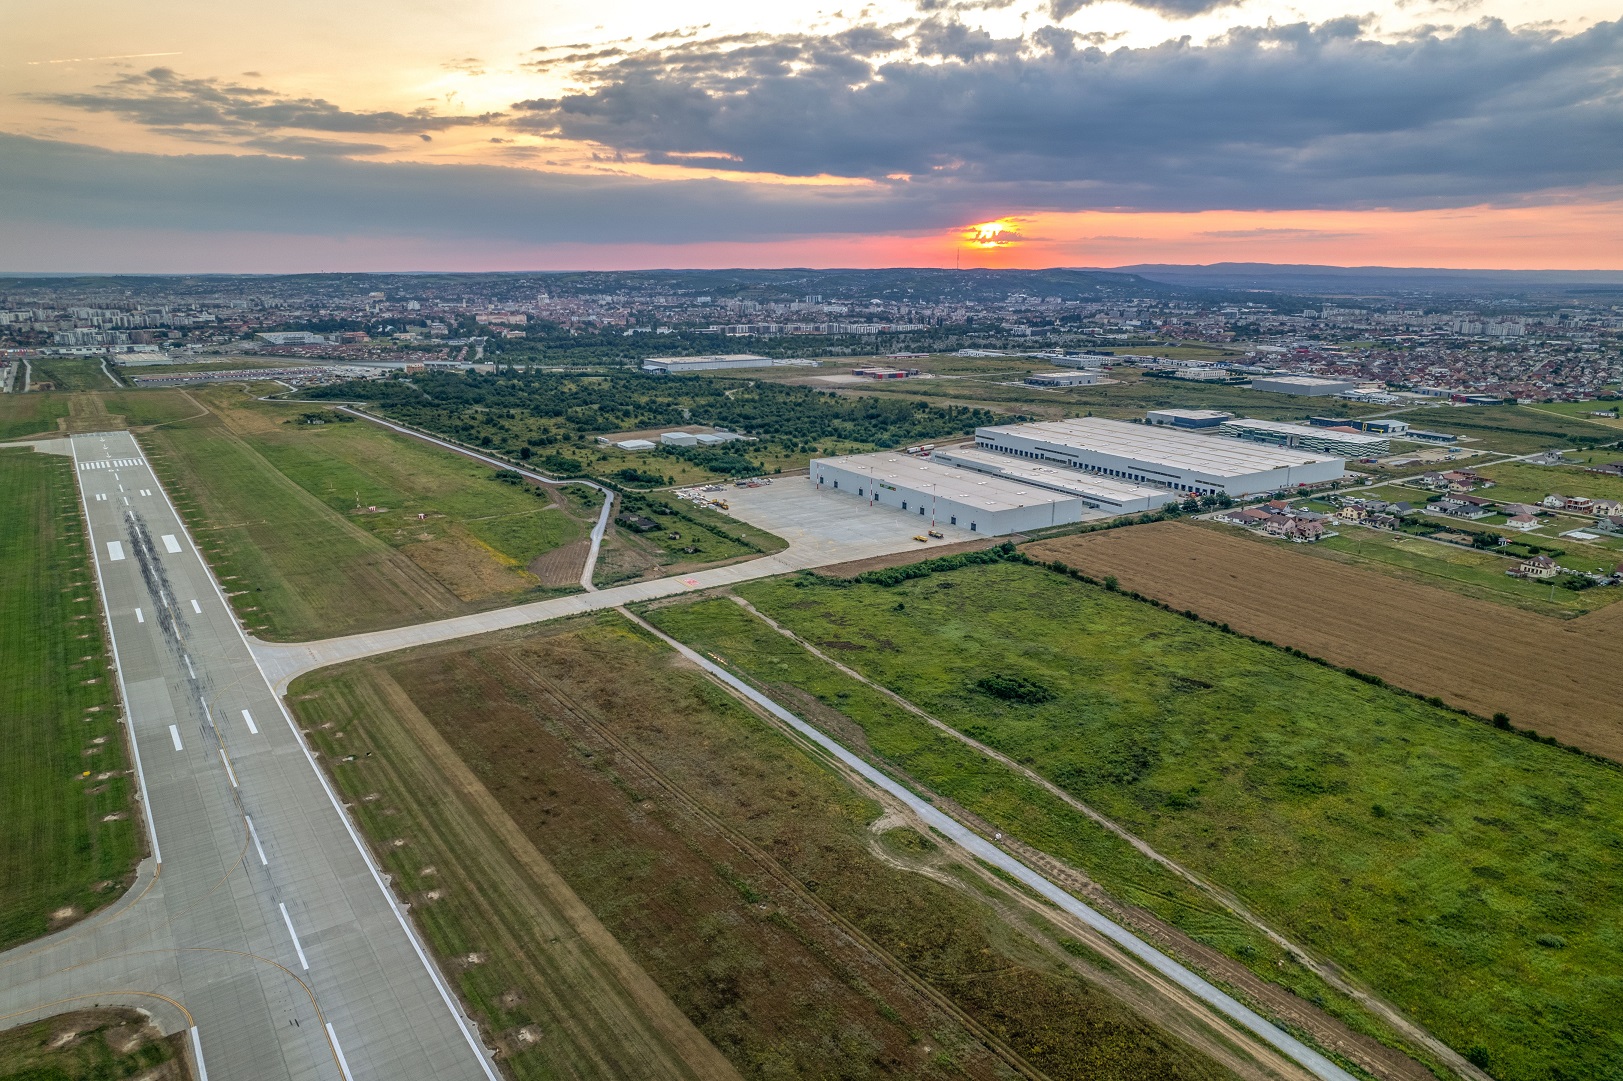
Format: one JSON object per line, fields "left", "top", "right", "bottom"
{"left": 1544, "top": 494, "right": 1595, "bottom": 512}
{"left": 1427, "top": 498, "right": 1493, "bottom": 520}
{"left": 1513, "top": 555, "right": 1560, "bottom": 579}
{"left": 1592, "top": 498, "right": 1623, "bottom": 517}
{"left": 1505, "top": 513, "right": 1541, "bottom": 531}
{"left": 1263, "top": 514, "right": 1326, "bottom": 542}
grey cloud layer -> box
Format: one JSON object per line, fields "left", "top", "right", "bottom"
{"left": 0, "top": 134, "right": 959, "bottom": 244}
{"left": 512, "top": 18, "right": 1623, "bottom": 210}
{"left": 36, "top": 68, "right": 498, "bottom": 144}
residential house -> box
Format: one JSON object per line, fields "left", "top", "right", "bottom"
{"left": 1505, "top": 514, "right": 1540, "bottom": 531}
{"left": 1514, "top": 555, "right": 1560, "bottom": 579}
{"left": 1427, "top": 499, "right": 1492, "bottom": 520}
{"left": 1592, "top": 498, "right": 1622, "bottom": 517}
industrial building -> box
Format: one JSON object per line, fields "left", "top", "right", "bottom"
{"left": 928, "top": 446, "right": 1173, "bottom": 514}
{"left": 974, "top": 418, "right": 1345, "bottom": 497}
{"left": 1217, "top": 417, "right": 1390, "bottom": 458}
{"left": 641, "top": 354, "right": 776, "bottom": 373}
{"left": 1309, "top": 416, "right": 1410, "bottom": 435}
{"left": 1249, "top": 375, "right": 1357, "bottom": 396}
{"left": 1147, "top": 408, "right": 1231, "bottom": 429}
{"left": 1024, "top": 371, "right": 1101, "bottom": 387}
{"left": 810, "top": 452, "right": 1088, "bottom": 534}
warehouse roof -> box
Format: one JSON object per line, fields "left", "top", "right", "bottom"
{"left": 929, "top": 445, "right": 1170, "bottom": 505}
{"left": 977, "top": 418, "right": 1341, "bottom": 478}
{"left": 813, "top": 452, "right": 1078, "bottom": 512}
{"left": 1220, "top": 417, "right": 1388, "bottom": 446}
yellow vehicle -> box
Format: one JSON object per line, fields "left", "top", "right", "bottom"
{"left": 913, "top": 534, "right": 929, "bottom": 542}
{"left": 927, "top": 529, "right": 944, "bottom": 539}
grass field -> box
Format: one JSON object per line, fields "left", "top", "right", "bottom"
{"left": 28, "top": 358, "right": 119, "bottom": 392}
{"left": 137, "top": 394, "right": 592, "bottom": 639}
{"left": 595, "top": 489, "right": 790, "bottom": 587}
{"left": 99, "top": 389, "right": 206, "bottom": 427}
{"left": 290, "top": 616, "right": 1246, "bottom": 1081}
{"left": 1417, "top": 405, "right": 1621, "bottom": 453}
{"left": 0, "top": 450, "right": 138, "bottom": 951}
{"left": 0, "top": 1009, "right": 185, "bottom": 1080}
{"left": 683, "top": 556, "right": 1623, "bottom": 1081}
{"left": 1473, "top": 459, "right": 1623, "bottom": 505}
{"left": 1309, "top": 527, "right": 1619, "bottom": 616}
{"left": 1031, "top": 521, "right": 1623, "bottom": 756}
{"left": 0, "top": 393, "right": 72, "bottom": 439}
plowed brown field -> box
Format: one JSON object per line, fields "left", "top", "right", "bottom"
{"left": 1027, "top": 521, "right": 1623, "bottom": 761}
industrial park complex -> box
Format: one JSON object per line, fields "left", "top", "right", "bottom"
{"left": 812, "top": 416, "right": 1347, "bottom": 534}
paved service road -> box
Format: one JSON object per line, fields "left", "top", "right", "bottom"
{"left": 0, "top": 432, "right": 497, "bottom": 1081}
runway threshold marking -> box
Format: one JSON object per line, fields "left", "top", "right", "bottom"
{"left": 241, "top": 709, "right": 259, "bottom": 735}
{"left": 107, "top": 541, "right": 125, "bottom": 561}
{"left": 218, "top": 749, "right": 239, "bottom": 789}
{"left": 325, "top": 1024, "right": 357, "bottom": 1081}
{"left": 278, "top": 903, "right": 310, "bottom": 970}
{"left": 161, "top": 534, "right": 182, "bottom": 554}
{"left": 245, "top": 815, "right": 268, "bottom": 866}
{"left": 190, "top": 598, "right": 202, "bottom": 614}
{"left": 168, "top": 725, "right": 183, "bottom": 751}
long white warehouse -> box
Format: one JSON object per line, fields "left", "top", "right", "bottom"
{"left": 974, "top": 418, "right": 1344, "bottom": 497}
{"left": 928, "top": 445, "right": 1173, "bottom": 514}
{"left": 811, "top": 452, "right": 1088, "bottom": 534}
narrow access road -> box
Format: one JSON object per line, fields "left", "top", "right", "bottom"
{"left": 619, "top": 608, "right": 1360, "bottom": 1081}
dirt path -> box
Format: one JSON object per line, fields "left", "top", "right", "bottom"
{"left": 1028, "top": 521, "right": 1623, "bottom": 761}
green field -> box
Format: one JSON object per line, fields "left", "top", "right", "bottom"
{"left": 138, "top": 397, "right": 591, "bottom": 640}
{"left": 291, "top": 616, "right": 1241, "bottom": 1081}
{"left": 595, "top": 488, "right": 789, "bottom": 587}
{"left": 649, "top": 562, "right": 1623, "bottom": 1081}
{"left": 0, "top": 1009, "right": 183, "bottom": 1080}
{"left": 1474, "top": 459, "right": 1623, "bottom": 505}
{"left": 1305, "top": 528, "right": 1619, "bottom": 616}
{"left": 0, "top": 450, "right": 138, "bottom": 950}
{"left": 1418, "top": 405, "right": 1622, "bottom": 453}
{"left": 29, "top": 357, "right": 119, "bottom": 392}
{"left": 0, "top": 393, "right": 72, "bottom": 439}
{"left": 100, "top": 389, "right": 205, "bottom": 427}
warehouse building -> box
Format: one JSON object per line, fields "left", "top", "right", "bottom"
{"left": 641, "top": 354, "right": 776, "bottom": 373}
{"left": 928, "top": 446, "right": 1173, "bottom": 514}
{"left": 974, "top": 418, "right": 1344, "bottom": 497}
{"left": 1218, "top": 417, "right": 1390, "bottom": 458}
{"left": 1025, "top": 370, "right": 1102, "bottom": 387}
{"left": 1249, "top": 375, "right": 1357, "bottom": 396}
{"left": 811, "top": 452, "right": 1087, "bottom": 534}
{"left": 1308, "top": 416, "right": 1410, "bottom": 435}
{"left": 1146, "top": 408, "right": 1231, "bottom": 429}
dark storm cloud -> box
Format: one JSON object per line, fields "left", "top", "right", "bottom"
{"left": 35, "top": 67, "right": 500, "bottom": 142}
{"left": 0, "top": 133, "right": 963, "bottom": 244}
{"left": 511, "top": 17, "right": 1623, "bottom": 210}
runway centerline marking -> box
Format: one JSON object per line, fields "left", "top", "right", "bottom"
{"left": 218, "top": 749, "right": 239, "bottom": 789}
{"left": 241, "top": 709, "right": 259, "bottom": 735}
{"left": 161, "top": 534, "right": 182, "bottom": 554}
{"left": 245, "top": 815, "right": 268, "bottom": 866}
{"left": 190, "top": 598, "right": 202, "bottom": 614}
{"left": 106, "top": 541, "right": 125, "bottom": 561}
{"left": 278, "top": 903, "right": 310, "bottom": 970}
{"left": 168, "top": 725, "right": 183, "bottom": 751}
{"left": 134, "top": 607, "right": 144, "bottom": 624}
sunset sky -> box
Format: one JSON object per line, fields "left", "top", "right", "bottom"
{"left": 4, "top": 0, "right": 1620, "bottom": 271}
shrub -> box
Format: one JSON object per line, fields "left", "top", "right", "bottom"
{"left": 974, "top": 673, "right": 1056, "bottom": 704}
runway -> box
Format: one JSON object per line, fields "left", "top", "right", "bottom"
{"left": 0, "top": 432, "right": 497, "bottom": 1081}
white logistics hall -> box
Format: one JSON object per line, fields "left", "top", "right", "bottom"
{"left": 973, "top": 418, "right": 1344, "bottom": 496}
{"left": 810, "top": 453, "right": 1089, "bottom": 534}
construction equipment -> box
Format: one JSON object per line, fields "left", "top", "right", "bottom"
{"left": 927, "top": 529, "right": 944, "bottom": 538}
